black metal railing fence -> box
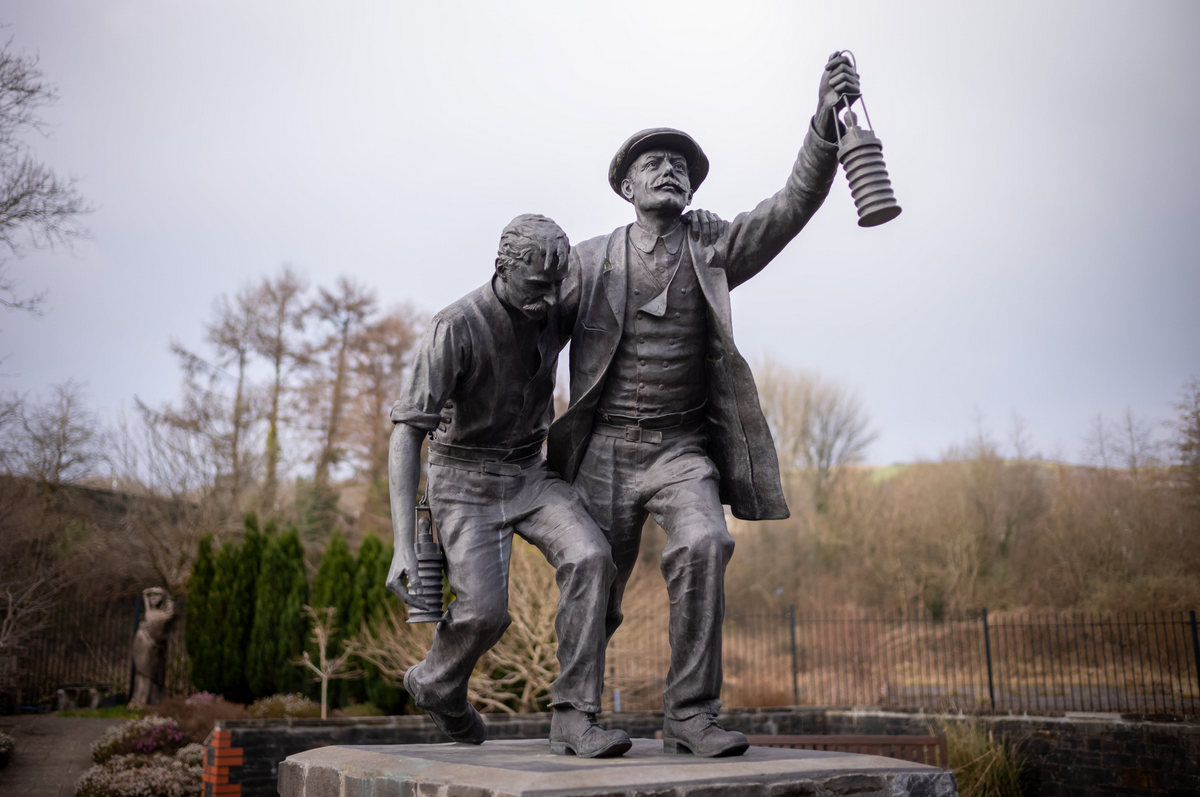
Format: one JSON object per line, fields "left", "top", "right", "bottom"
{"left": 8, "top": 597, "right": 189, "bottom": 709}
{"left": 9, "top": 598, "right": 1199, "bottom": 718}
{"left": 603, "top": 607, "right": 1200, "bottom": 717}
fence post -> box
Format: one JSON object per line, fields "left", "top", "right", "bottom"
{"left": 982, "top": 607, "right": 996, "bottom": 711}
{"left": 789, "top": 605, "right": 799, "bottom": 706}
{"left": 1190, "top": 610, "right": 1200, "bottom": 705}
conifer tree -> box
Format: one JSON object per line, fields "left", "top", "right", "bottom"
{"left": 247, "top": 526, "right": 309, "bottom": 697}
{"left": 362, "top": 539, "right": 408, "bottom": 713}
{"left": 204, "top": 540, "right": 241, "bottom": 698}
{"left": 310, "top": 530, "right": 357, "bottom": 707}
{"left": 184, "top": 535, "right": 216, "bottom": 692}
{"left": 218, "top": 514, "right": 265, "bottom": 702}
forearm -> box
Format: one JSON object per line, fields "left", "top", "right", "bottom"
{"left": 388, "top": 422, "right": 426, "bottom": 551}
{"left": 719, "top": 124, "right": 840, "bottom": 287}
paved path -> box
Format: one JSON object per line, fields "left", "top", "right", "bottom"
{"left": 0, "top": 715, "right": 122, "bottom": 797}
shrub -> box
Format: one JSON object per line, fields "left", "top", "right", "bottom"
{"left": 91, "top": 716, "right": 186, "bottom": 764}
{"left": 152, "top": 693, "right": 248, "bottom": 743}
{"left": 246, "top": 693, "right": 321, "bottom": 719}
{"left": 247, "top": 528, "right": 309, "bottom": 697}
{"left": 334, "top": 702, "right": 385, "bottom": 718}
{"left": 175, "top": 743, "right": 205, "bottom": 768}
{"left": 185, "top": 535, "right": 216, "bottom": 693}
{"left": 76, "top": 746, "right": 202, "bottom": 797}
{"left": 0, "top": 730, "right": 14, "bottom": 770}
{"left": 939, "top": 718, "right": 1025, "bottom": 797}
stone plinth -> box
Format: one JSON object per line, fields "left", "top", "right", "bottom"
{"left": 278, "top": 738, "right": 957, "bottom": 796}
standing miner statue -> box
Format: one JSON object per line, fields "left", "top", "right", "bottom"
{"left": 547, "top": 52, "right": 862, "bottom": 757}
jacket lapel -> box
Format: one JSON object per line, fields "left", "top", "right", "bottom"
{"left": 603, "top": 225, "right": 630, "bottom": 328}
{"left": 689, "top": 238, "right": 733, "bottom": 337}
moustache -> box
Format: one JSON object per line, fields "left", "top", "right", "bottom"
{"left": 652, "top": 179, "right": 685, "bottom": 192}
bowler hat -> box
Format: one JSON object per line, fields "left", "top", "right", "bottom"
{"left": 608, "top": 127, "right": 709, "bottom": 200}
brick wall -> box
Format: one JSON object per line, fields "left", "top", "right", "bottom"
{"left": 205, "top": 709, "right": 1199, "bottom": 797}
{"left": 202, "top": 728, "right": 245, "bottom": 797}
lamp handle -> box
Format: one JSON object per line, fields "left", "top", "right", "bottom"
{"left": 832, "top": 50, "right": 875, "bottom": 147}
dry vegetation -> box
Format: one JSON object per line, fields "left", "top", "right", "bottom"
{"left": 352, "top": 538, "right": 560, "bottom": 714}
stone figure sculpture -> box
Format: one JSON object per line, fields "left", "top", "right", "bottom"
{"left": 546, "top": 53, "right": 861, "bottom": 757}
{"left": 385, "top": 215, "right": 631, "bottom": 757}
{"left": 129, "top": 587, "right": 177, "bottom": 708}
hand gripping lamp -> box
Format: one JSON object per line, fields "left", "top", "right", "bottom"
{"left": 834, "top": 51, "right": 902, "bottom": 227}
{"left": 406, "top": 496, "right": 446, "bottom": 623}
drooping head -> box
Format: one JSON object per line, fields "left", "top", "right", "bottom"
{"left": 608, "top": 128, "right": 709, "bottom": 216}
{"left": 494, "top": 213, "right": 570, "bottom": 320}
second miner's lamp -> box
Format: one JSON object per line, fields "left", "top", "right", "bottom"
{"left": 406, "top": 496, "right": 446, "bottom": 624}
{"left": 835, "top": 51, "right": 902, "bottom": 227}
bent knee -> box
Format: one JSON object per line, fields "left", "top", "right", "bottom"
{"left": 559, "top": 542, "right": 617, "bottom": 585}
{"left": 451, "top": 603, "right": 511, "bottom": 641}
{"left": 665, "top": 525, "right": 734, "bottom": 564}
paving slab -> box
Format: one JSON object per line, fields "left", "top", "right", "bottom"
{"left": 280, "top": 738, "right": 958, "bottom": 796}
{"left": 0, "top": 715, "right": 122, "bottom": 797}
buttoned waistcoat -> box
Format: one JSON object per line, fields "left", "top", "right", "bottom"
{"left": 547, "top": 126, "right": 840, "bottom": 521}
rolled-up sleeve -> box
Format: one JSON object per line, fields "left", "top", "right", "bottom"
{"left": 389, "top": 314, "right": 469, "bottom": 431}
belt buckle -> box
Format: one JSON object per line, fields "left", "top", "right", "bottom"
{"left": 623, "top": 426, "right": 661, "bottom": 444}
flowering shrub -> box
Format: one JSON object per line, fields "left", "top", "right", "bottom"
{"left": 75, "top": 747, "right": 202, "bottom": 797}
{"left": 184, "top": 692, "right": 217, "bottom": 706}
{"left": 0, "top": 730, "right": 14, "bottom": 770}
{"left": 153, "top": 694, "right": 247, "bottom": 743}
{"left": 174, "top": 743, "right": 204, "bottom": 768}
{"left": 91, "top": 716, "right": 186, "bottom": 764}
{"left": 246, "top": 693, "right": 321, "bottom": 719}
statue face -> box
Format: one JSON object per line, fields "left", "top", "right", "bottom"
{"left": 501, "top": 256, "right": 566, "bottom": 320}
{"left": 622, "top": 149, "right": 692, "bottom": 214}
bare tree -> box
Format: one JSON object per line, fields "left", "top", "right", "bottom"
{"left": 0, "top": 39, "right": 90, "bottom": 314}
{"left": 0, "top": 529, "right": 64, "bottom": 658}
{"left": 104, "top": 403, "right": 233, "bottom": 591}
{"left": 160, "top": 285, "right": 267, "bottom": 511}
{"left": 1171, "top": 377, "right": 1200, "bottom": 505}
{"left": 249, "top": 265, "right": 309, "bottom": 510}
{"left": 753, "top": 359, "right": 877, "bottom": 511}
{"left": 307, "top": 277, "right": 376, "bottom": 487}
{"left": 295, "top": 605, "right": 362, "bottom": 719}
{"left": 5, "top": 380, "right": 99, "bottom": 485}
{"left": 345, "top": 306, "right": 420, "bottom": 487}
{"left": 1085, "top": 409, "right": 1163, "bottom": 478}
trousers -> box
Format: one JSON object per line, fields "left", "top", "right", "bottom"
{"left": 405, "top": 455, "right": 615, "bottom": 715}
{"left": 572, "top": 424, "right": 735, "bottom": 720}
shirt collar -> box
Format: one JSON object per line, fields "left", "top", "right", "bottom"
{"left": 630, "top": 220, "right": 685, "bottom": 255}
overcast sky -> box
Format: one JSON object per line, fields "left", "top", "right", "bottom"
{"left": 3, "top": 1, "right": 1198, "bottom": 466}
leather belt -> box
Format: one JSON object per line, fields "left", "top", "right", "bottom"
{"left": 595, "top": 404, "right": 706, "bottom": 430}
{"left": 427, "top": 439, "right": 543, "bottom": 476}
{"left": 429, "top": 438, "right": 543, "bottom": 462}
{"left": 592, "top": 421, "right": 699, "bottom": 445}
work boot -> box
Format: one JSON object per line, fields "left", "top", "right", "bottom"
{"left": 662, "top": 714, "right": 748, "bottom": 757}
{"left": 404, "top": 667, "right": 486, "bottom": 745}
{"left": 549, "top": 707, "right": 632, "bottom": 758}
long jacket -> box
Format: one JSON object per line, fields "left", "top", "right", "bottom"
{"left": 547, "top": 126, "right": 840, "bottom": 520}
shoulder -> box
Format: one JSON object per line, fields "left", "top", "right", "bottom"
{"left": 422, "top": 283, "right": 496, "bottom": 352}
{"left": 433, "top": 282, "right": 495, "bottom": 328}
{"left": 573, "top": 226, "right": 626, "bottom": 263}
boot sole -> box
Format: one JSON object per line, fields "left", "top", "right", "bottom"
{"left": 662, "top": 737, "right": 749, "bottom": 757}
{"left": 550, "top": 738, "right": 632, "bottom": 758}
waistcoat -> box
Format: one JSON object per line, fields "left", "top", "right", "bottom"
{"left": 597, "top": 237, "right": 707, "bottom": 418}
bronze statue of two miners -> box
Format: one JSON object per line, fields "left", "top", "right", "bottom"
{"left": 387, "top": 52, "right": 873, "bottom": 758}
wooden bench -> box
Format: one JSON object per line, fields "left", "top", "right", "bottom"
{"left": 745, "top": 733, "right": 949, "bottom": 768}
